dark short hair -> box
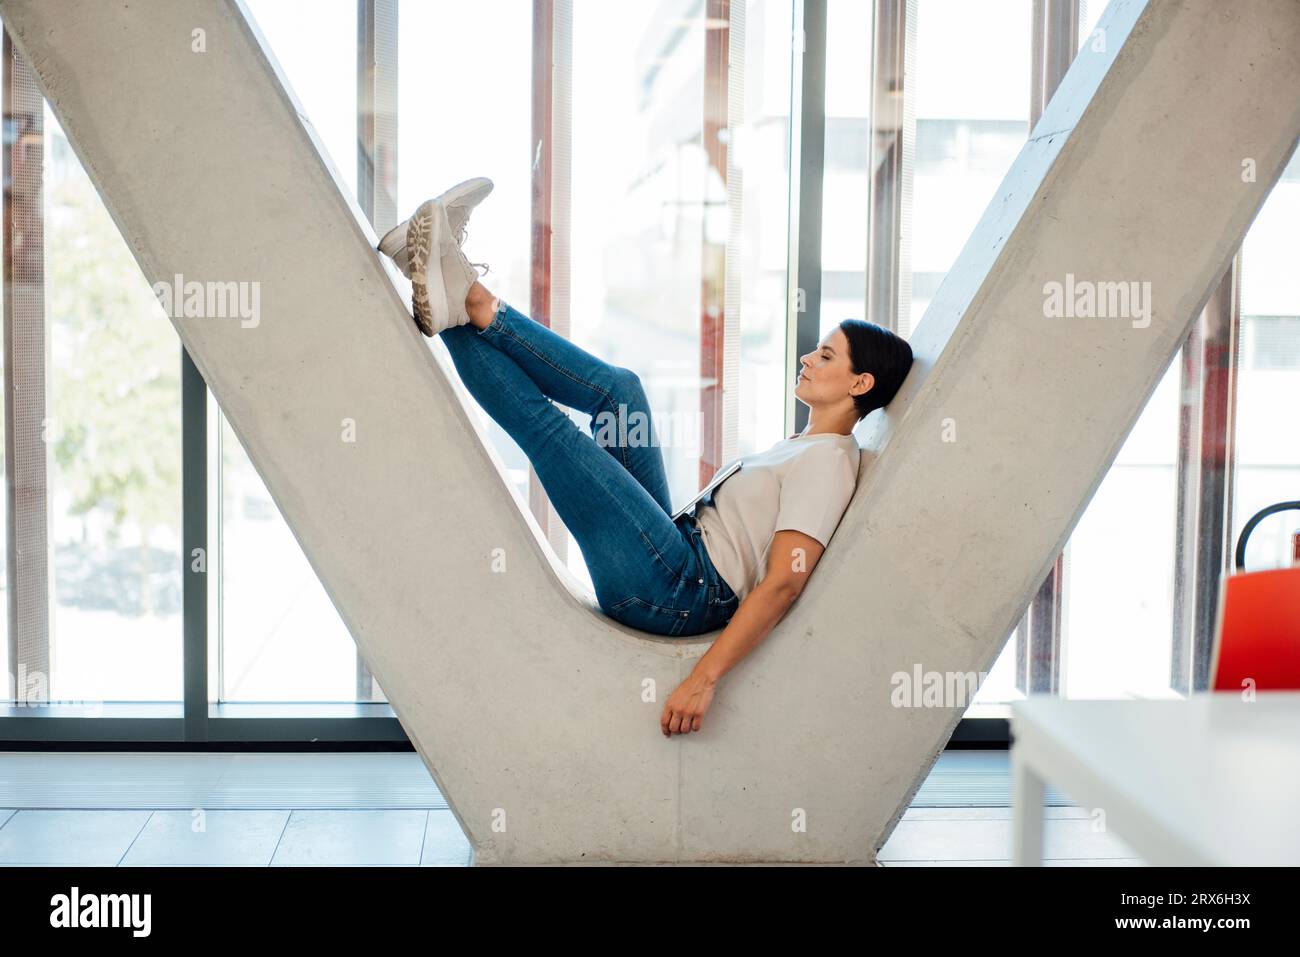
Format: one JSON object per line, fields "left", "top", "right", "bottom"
{"left": 838, "top": 319, "right": 914, "bottom": 421}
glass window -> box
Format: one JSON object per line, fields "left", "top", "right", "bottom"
{"left": 1232, "top": 143, "right": 1300, "bottom": 569}
{"left": 733, "top": 0, "right": 796, "bottom": 458}
{"left": 908, "top": 0, "right": 1030, "bottom": 338}
{"left": 244, "top": 0, "right": 359, "bottom": 200}
{"left": 1061, "top": 365, "right": 1181, "bottom": 699}
{"left": 44, "top": 107, "right": 183, "bottom": 702}
{"left": 819, "top": 0, "right": 872, "bottom": 332}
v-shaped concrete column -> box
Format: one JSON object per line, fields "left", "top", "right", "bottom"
{"left": 5, "top": 0, "right": 1297, "bottom": 863}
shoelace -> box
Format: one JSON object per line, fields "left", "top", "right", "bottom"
{"left": 452, "top": 218, "right": 490, "bottom": 276}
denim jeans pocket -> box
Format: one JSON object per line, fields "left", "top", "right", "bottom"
{"left": 608, "top": 595, "right": 692, "bottom": 638}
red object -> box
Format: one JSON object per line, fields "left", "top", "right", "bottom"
{"left": 1211, "top": 566, "right": 1300, "bottom": 691}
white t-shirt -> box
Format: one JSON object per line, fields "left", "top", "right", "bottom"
{"left": 695, "top": 430, "right": 861, "bottom": 602}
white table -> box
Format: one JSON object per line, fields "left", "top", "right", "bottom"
{"left": 1010, "top": 692, "right": 1300, "bottom": 866}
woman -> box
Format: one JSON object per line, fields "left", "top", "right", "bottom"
{"left": 379, "top": 178, "right": 914, "bottom": 735}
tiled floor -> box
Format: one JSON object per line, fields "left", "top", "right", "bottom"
{"left": 0, "top": 806, "right": 471, "bottom": 867}
{"left": 0, "top": 751, "right": 1142, "bottom": 866}
{"left": 880, "top": 807, "right": 1142, "bottom": 866}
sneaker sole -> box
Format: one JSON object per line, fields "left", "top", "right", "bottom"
{"left": 407, "top": 200, "right": 448, "bottom": 336}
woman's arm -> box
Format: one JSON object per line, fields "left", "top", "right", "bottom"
{"left": 661, "top": 529, "right": 825, "bottom": 736}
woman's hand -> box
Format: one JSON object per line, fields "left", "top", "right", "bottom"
{"left": 661, "top": 669, "right": 718, "bottom": 736}
{"left": 658, "top": 545, "right": 821, "bottom": 737}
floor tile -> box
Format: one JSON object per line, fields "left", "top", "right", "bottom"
{"left": 420, "top": 809, "right": 472, "bottom": 866}
{"left": 119, "top": 809, "right": 290, "bottom": 867}
{"left": 0, "top": 809, "right": 152, "bottom": 865}
{"left": 270, "top": 809, "right": 428, "bottom": 866}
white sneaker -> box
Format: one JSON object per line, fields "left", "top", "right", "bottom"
{"left": 404, "top": 197, "right": 491, "bottom": 336}
{"left": 382, "top": 179, "right": 492, "bottom": 336}
{"left": 378, "top": 176, "right": 493, "bottom": 280}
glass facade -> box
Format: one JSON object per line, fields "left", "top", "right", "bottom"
{"left": 44, "top": 108, "right": 185, "bottom": 703}
{"left": 908, "top": 0, "right": 1029, "bottom": 338}
{"left": 1233, "top": 147, "right": 1300, "bottom": 567}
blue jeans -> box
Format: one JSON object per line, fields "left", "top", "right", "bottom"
{"left": 440, "top": 299, "right": 739, "bottom": 637}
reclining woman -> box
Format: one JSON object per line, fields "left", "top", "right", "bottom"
{"left": 379, "top": 178, "right": 914, "bottom": 735}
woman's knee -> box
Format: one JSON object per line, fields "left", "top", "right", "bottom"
{"left": 602, "top": 365, "right": 642, "bottom": 399}
{"left": 600, "top": 366, "right": 653, "bottom": 426}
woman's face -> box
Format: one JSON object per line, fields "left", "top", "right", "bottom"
{"left": 793, "top": 328, "right": 873, "bottom": 408}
